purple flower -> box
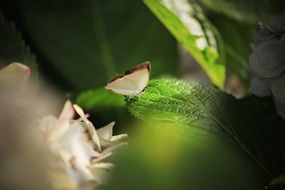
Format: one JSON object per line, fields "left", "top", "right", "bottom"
{"left": 249, "top": 21, "right": 285, "bottom": 119}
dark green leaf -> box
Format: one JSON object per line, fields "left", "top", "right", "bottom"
{"left": 210, "top": 15, "right": 257, "bottom": 82}
{"left": 76, "top": 87, "right": 125, "bottom": 111}
{"left": 197, "top": 0, "right": 271, "bottom": 23}
{"left": 127, "top": 79, "right": 285, "bottom": 178}
{"left": 15, "top": 0, "right": 178, "bottom": 90}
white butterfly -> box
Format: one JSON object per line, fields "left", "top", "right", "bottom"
{"left": 105, "top": 62, "right": 151, "bottom": 96}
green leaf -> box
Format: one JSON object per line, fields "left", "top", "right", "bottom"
{"left": 144, "top": 0, "right": 226, "bottom": 89}
{"left": 0, "top": 12, "right": 37, "bottom": 78}
{"left": 210, "top": 15, "right": 257, "bottom": 82}
{"left": 75, "top": 87, "right": 125, "bottom": 111}
{"left": 75, "top": 88, "right": 130, "bottom": 129}
{"left": 127, "top": 79, "right": 285, "bottom": 178}
{"left": 15, "top": 0, "right": 178, "bottom": 90}
{"left": 197, "top": 0, "right": 272, "bottom": 24}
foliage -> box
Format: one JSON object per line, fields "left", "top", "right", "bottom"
{"left": 127, "top": 79, "right": 285, "bottom": 177}
{"left": 14, "top": 0, "right": 178, "bottom": 90}
{"left": 1, "top": 0, "right": 285, "bottom": 189}
{"left": 197, "top": 0, "right": 285, "bottom": 24}
{"left": 76, "top": 87, "right": 125, "bottom": 111}
{"left": 144, "top": 0, "right": 226, "bottom": 89}
{"left": 210, "top": 15, "right": 257, "bottom": 82}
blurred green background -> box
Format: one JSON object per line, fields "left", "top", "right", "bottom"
{"left": 1, "top": 0, "right": 285, "bottom": 189}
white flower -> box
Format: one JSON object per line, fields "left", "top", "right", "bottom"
{"left": 36, "top": 101, "right": 127, "bottom": 189}
{"left": 0, "top": 62, "right": 31, "bottom": 89}
{"left": 248, "top": 19, "right": 285, "bottom": 120}
{"left": 0, "top": 62, "right": 31, "bottom": 106}
{"left": 0, "top": 63, "right": 127, "bottom": 189}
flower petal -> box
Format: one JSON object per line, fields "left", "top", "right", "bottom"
{"left": 0, "top": 62, "right": 31, "bottom": 83}
{"left": 250, "top": 77, "right": 272, "bottom": 97}
{"left": 0, "top": 62, "right": 31, "bottom": 94}
{"left": 73, "top": 104, "right": 101, "bottom": 151}
{"left": 111, "top": 134, "right": 128, "bottom": 142}
{"left": 50, "top": 101, "right": 74, "bottom": 141}
{"left": 97, "top": 122, "right": 115, "bottom": 141}
{"left": 271, "top": 74, "right": 285, "bottom": 103}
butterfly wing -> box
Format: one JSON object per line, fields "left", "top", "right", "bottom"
{"left": 105, "top": 68, "right": 149, "bottom": 96}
